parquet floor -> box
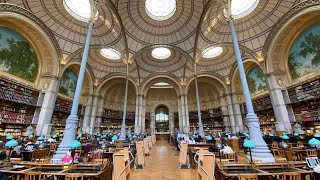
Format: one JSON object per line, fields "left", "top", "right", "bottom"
{"left": 129, "top": 140, "right": 197, "bottom": 180}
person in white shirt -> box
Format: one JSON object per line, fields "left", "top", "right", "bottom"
{"left": 220, "top": 144, "right": 233, "bottom": 154}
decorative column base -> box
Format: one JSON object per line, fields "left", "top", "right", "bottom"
{"left": 51, "top": 115, "right": 78, "bottom": 163}
{"left": 134, "top": 126, "right": 141, "bottom": 134}
{"left": 247, "top": 114, "right": 275, "bottom": 162}
{"left": 119, "top": 124, "right": 126, "bottom": 140}
{"left": 198, "top": 123, "right": 204, "bottom": 137}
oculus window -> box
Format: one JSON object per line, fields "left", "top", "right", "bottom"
{"left": 151, "top": 47, "right": 171, "bottom": 60}
{"left": 226, "top": 0, "right": 259, "bottom": 19}
{"left": 63, "top": 0, "right": 99, "bottom": 22}
{"left": 202, "top": 46, "right": 223, "bottom": 59}
{"left": 100, "top": 48, "right": 121, "bottom": 60}
{"left": 145, "top": 0, "right": 176, "bottom": 21}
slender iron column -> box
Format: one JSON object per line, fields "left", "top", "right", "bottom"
{"left": 120, "top": 77, "right": 129, "bottom": 140}
{"left": 195, "top": 76, "right": 204, "bottom": 137}
{"left": 228, "top": 18, "right": 274, "bottom": 162}
{"left": 52, "top": 22, "right": 93, "bottom": 162}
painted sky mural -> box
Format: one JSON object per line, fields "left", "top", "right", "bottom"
{"left": 289, "top": 23, "right": 320, "bottom": 79}
{"left": 59, "top": 68, "right": 78, "bottom": 97}
{"left": 0, "top": 27, "right": 38, "bottom": 82}
{"left": 246, "top": 66, "right": 267, "bottom": 96}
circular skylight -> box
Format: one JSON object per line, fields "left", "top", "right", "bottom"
{"left": 63, "top": 0, "right": 99, "bottom": 22}
{"left": 154, "top": 82, "right": 170, "bottom": 86}
{"left": 152, "top": 47, "right": 171, "bottom": 60}
{"left": 202, "top": 47, "right": 223, "bottom": 59}
{"left": 229, "top": 0, "right": 259, "bottom": 19}
{"left": 100, "top": 48, "right": 121, "bottom": 60}
{"left": 145, "top": 0, "right": 176, "bottom": 21}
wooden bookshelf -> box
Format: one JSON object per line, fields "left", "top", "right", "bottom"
{"left": 189, "top": 108, "right": 224, "bottom": 132}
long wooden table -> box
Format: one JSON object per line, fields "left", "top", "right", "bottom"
{"left": 216, "top": 162, "right": 315, "bottom": 180}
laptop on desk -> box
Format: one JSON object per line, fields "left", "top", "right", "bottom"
{"left": 306, "top": 157, "right": 320, "bottom": 168}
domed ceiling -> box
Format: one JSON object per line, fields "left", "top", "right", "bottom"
{"left": 5, "top": 0, "right": 305, "bottom": 88}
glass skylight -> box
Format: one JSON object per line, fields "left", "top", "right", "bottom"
{"left": 151, "top": 47, "right": 171, "bottom": 60}
{"left": 154, "top": 82, "right": 170, "bottom": 86}
{"left": 229, "top": 0, "right": 259, "bottom": 19}
{"left": 100, "top": 48, "right": 121, "bottom": 60}
{"left": 201, "top": 46, "right": 223, "bottom": 59}
{"left": 63, "top": 0, "right": 99, "bottom": 22}
{"left": 145, "top": 0, "right": 176, "bottom": 21}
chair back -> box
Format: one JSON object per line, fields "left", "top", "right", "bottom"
{"left": 66, "top": 173, "right": 84, "bottom": 180}
{"left": 275, "top": 158, "right": 287, "bottom": 163}
{"left": 297, "top": 141, "right": 304, "bottom": 147}
{"left": 37, "top": 159, "right": 50, "bottom": 164}
{"left": 272, "top": 142, "right": 279, "bottom": 149}
{"left": 306, "top": 149, "right": 317, "bottom": 157}
{"left": 32, "top": 149, "right": 47, "bottom": 161}
{"left": 252, "top": 160, "right": 262, "bottom": 164}
{"left": 25, "top": 171, "right": 41, "bottom": 180}
{"left": 283, "top": 172, "right": 301, "bottom": 180}
{"left": 278, "top": 149, "right": 285, "bottom": 158}
{"left": 94, "top": 159, "right": 109, "bottom": 164}
{"left": 238, "top": 174, "right": 258, "bottom": 180}
{"left": 225, "top": 152, "right": 236, "bottom": 162}
{"left": 10, "top": 158, "right": 22, "bottom": 162}
{"left": 219, "top": 159, "right": 229, "bottom": 164}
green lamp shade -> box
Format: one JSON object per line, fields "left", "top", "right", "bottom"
{"left": 52, "top": 135, "right": 57, "bottom": 138}
{"left": 5, "top": 139, "right": 18, "bottom": 147}
{"left": 315, "top": 132, "right": 320, "bottom": 138}
{"left": 6, "top": 134, "right": 13, "bottom": 140}
{"left": 37, "top": 136, "right": 44, "bottom": 141}
{"left": 294, "top": 132, "right": 299, "bottom": 136}
{"left": 4, "top": 129, "right": 8, "bottom": 133}
{"left": 59, "top": 134, "right": 63, "bottom": 137}
{"left": 282, "top": 134, "right": 290, "bottom": 140}
{"left": 205, "top": 136, "right": 213, "bottom": 140}
{"left": 102, "top": 134, "right": 107, "bottom": 139}
{"left": 308, "top": 138, "right": 320, "bottom": 145}
{"left": 70, "top": 140, "right": 81, "bottom": 148}
{"left": 112, "top": 135, "right": 118, "bottom": 141}
{"left": 128, "top": 134, "right": 132, "bottom": 138}
{"left": 77, "top": 133, "right": 82, "bottom": 138}
{"left": 243, "top": 139, "right": 255, "bottom": 148}
{"left": 29, "top": 134, "right": 34, "bottom": 138}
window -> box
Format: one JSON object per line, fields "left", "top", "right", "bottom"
{"left": 100, "top": 48, "right": 121, "bottom": 60}
{"left": 145, "top": 0, "right": 176, "bottom": 21}
{"left": 227, "top": 0, "right": 259, "bottom": 19}
{"left": 155, "top": 106, "right": 169, "bottom": 133}
{"left": 63, "top": 0, "right": 99, "bottom": 22}
{"left": 151, "top": 47, "right": 171, "bottom": 60}
{"left": 201, "top": 46, "right": 223, "bottom": 59}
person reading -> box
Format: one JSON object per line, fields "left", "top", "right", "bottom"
{"left": 60, "top": 150, "right": 78, "bottom": 163}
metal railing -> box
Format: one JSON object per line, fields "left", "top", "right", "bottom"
{"left": 194, "top": 152, "right": 216, "bottom": 180}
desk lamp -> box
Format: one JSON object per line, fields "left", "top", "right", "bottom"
{"left": 6, "top": 134, "right": 13, "bottom": 140}
{"left": 308, "top": 138, "right": 320, "bottom": 158}
{"left": 70, "top": 140, "right": 81, "bottom": 164}
{"left": 243, "top": 139, "right": 255, "bottom": 164}
{"left": 5, "top": 139, "right": 18, "bottom": 162}
{"left": 315, "top": 132, "right": 320, "bottom": 138}
{"left": 279, "top": 134, "right": 290, "bottom": 162}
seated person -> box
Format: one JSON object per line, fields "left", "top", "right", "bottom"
{"left": 220, "top": 144, "right": 233, "bottom": 154}
{"left": 60, "top": 150, "right": 78, "bottom": 163}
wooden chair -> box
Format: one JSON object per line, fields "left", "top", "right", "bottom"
{"left": 283, "top": 172, "right": 301, "bottom": 180}
{"left": 306, "top": 149, "right": 317, "bottom": 157}
{"left": 36, "top": 159, "right": 50, "bottom": 163}
{"left": 225, "top": 152, "right": 236, "bottom": 162}
{"left": 277, "top": 149, "right": 286, "bottom": 158}
{"left": 32, "top": 149, "right": 47, "bottom": 161}
{"left": 297, "top": 141, "right": 304, "bottom": 147}
{"left": 66, "top": 173, "right": 84, "bottom": 180}
{"left": 219, "top": 159, "right": 229, "bottom": 164}
{"left": 25, "top": 171, "right": 42, "bottom": 180}
{"left": 10, "top": 158, "right": 22, "bottom": 162}
{"left": 271, "top": 142, "right": 279, "bottom": 155}
{"left": 94, "top": 159, "right": 109, "bottom": 164}
{"left": 48, "top": 143, "right": 57, "bottom": 156}
{"left": 238, "top": 174, "right": 258, "bottom": 180}
{"left": 275, "top": 158, "right": 287, "bottom": 163}
{"left": 252, "top": 160, "right": 262, "bottom": 164}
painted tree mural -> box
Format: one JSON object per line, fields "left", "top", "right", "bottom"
{"left": 246, "top": 66, "right": 267, "bottom": 96}
{"left": 0, "top": 27, "right": 38, "bottom": 82}
{"left": 59, "top": 68, "right": 77, "bottom": 97}
{"left": 289, "top": 23, "right": 320, "bottom": 79}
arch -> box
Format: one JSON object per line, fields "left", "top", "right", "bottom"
{"left": 0, "top": 4, "right": 61, "bottom": 88}
{"left": 60, "top": 62, "right": 95, "bottom": 95}
{"left": 96, "top": 75, "right": 138, "bottom": 96}
{"left": 263, "top": 1, "right": 320, "bottom": 79}
{"left": 141, "top": 74, "right": 182, "bottom": 97}
{"left": 231, "top": 59, "right": 268, "bottom": 97}
{"left": 186, "top": 74, "right": 228, "bottom": 95}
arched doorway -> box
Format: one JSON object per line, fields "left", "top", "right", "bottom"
{"left": 155, "top": 105, "right": 169, "bottom": 133}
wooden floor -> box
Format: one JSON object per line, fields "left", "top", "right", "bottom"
{"left": 129, "top": 140, "right": 197, "bottom": 180}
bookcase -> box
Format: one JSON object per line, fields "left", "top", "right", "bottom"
{"left": 0, "top": 78, "right": 39, "bottom": 139}
{"left": 287, "top": 77, "right": 320, "bottom": 131}
{"left": 189, "top": 108, "right": 224, "bottom": 132}
{"left": 241, "top": 95, "right": 275, "bottom": 132}
{"left": 100, "top": 109, "right": 135, "bottom": 131}
{"left": 51, "top": 96, "right": 84, "bottom": 135}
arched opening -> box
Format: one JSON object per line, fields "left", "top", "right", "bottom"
{"left": 155, "top": 105, "right": 169, "bottom": 133}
